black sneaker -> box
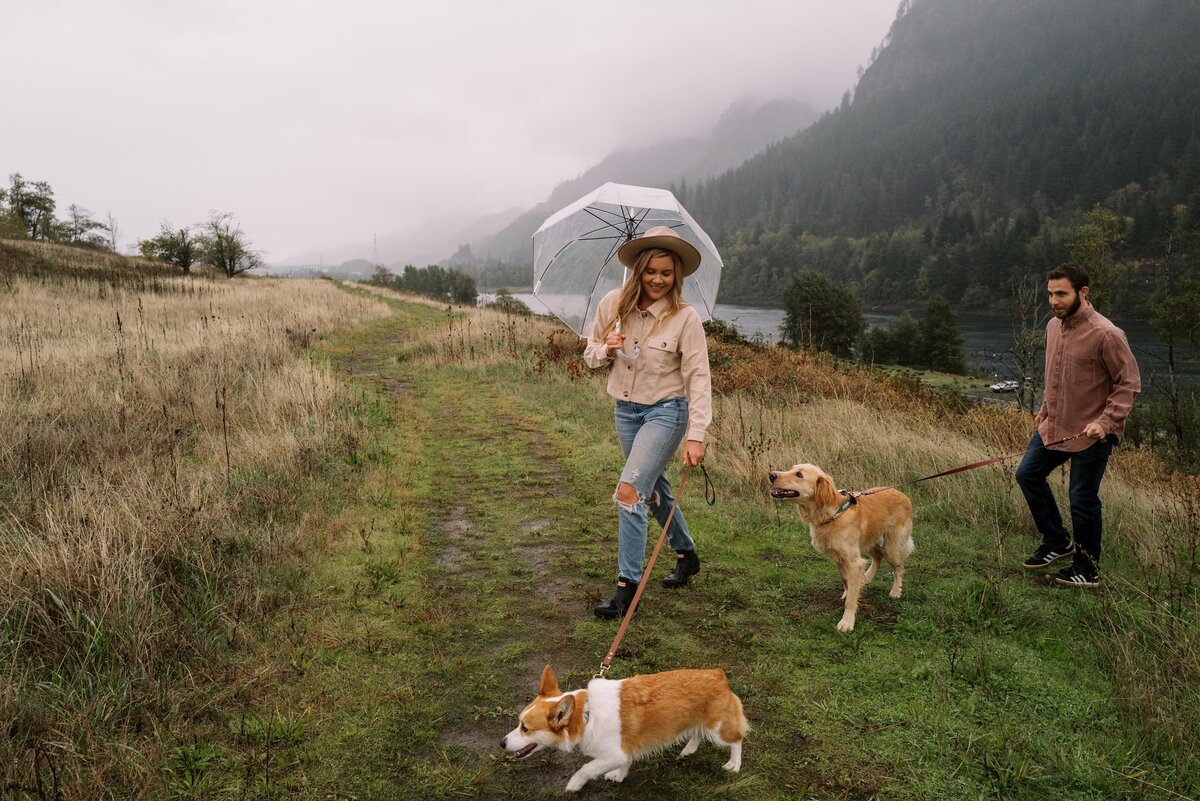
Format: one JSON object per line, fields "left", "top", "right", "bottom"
{"left": 1054, "top": 565, "right": 1100, "bottom": 588}
{"left": 1022, "top": 544, "right": 1076, "bottom": 570}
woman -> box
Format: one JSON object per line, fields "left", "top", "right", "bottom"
{"left": 583, "top": 226, "right": 713, "bottom": 619}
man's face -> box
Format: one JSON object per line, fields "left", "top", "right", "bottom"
{"left": 1047, "top": 278, "right": 1087, "bottom": 319}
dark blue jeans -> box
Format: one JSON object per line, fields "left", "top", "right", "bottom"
{"left": 1015, "top": 431, "right": 1113, "bottom": 569}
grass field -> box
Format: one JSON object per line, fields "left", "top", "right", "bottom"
{"left": 2, "top": 247, "right": 1197, "bottom": 800}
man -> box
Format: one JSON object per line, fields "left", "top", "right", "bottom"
{"left": 1016, "top": 264, "right": 1140, "bottom": 587}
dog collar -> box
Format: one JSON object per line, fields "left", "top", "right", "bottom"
{"left": 818, "top": 490, "right": 857, "bottom": 527}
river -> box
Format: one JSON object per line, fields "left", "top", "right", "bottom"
{"left": 488, "top": 293, "right": 1197, "bottom": 386}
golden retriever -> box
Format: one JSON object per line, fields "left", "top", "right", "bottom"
{"left": 768, "top": 463, "right": 914, "bottom": 632}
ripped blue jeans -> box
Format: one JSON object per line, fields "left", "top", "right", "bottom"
{"left": 613, "top": 396, "right": 695, "bottom": 583}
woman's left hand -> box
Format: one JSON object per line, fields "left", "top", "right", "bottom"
{"left": 683, "top": 440, "right": 705, "bottom": 467}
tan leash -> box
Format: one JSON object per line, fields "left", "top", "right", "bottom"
{"left": 596, "top": 466, "right": 696, "bottom": 679}
{"left": 852, "top": 431, "right": 1086, "bottom": 499}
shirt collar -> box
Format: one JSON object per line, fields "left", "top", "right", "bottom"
{"left": 1061, "top": 301, "right": 1095, "bottom": 329}
{"left": 638, "top": 297, "right": 672, "bottom": 318}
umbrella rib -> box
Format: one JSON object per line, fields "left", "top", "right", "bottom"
{"left": 583, "top": 206, "right": 632, "bottom": 235}
{"left": 578, "top": 203, "right": 648, "bottom": 329}
{"left": 534, "top": 192, "right": 720, "bottom": 336}
{"left": 537, "top": 220, "right": 623, "bottom": 279}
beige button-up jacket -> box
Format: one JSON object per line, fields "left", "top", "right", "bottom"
{"left": 1036, "top": 302, "right": 1140, "bottom": 452}
{"left": 583, "top": 289, "right": 713, "bottom": 443}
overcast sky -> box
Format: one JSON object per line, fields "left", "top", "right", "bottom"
{"left": 1, "top": 1, "right": 898, "bottom": 263}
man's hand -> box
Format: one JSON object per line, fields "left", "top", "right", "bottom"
{"left": 683, "top": 440, "right": 705, "bottom": 467}
{"left": 1083, "top": 421, "right": 1106, "bottom": 440}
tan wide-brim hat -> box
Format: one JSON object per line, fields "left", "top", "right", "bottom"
{"left": 617, "top": 225, "right": 702, "bottom": 277}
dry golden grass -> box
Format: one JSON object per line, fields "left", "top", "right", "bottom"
{"left": 3, "top": 268, "right": 1195, "bottom": 793}
{"left": 0, "top": 248, "right": 393, "bottom": 797}
{"left": 527, "top": 322, "right": 1200, "bottom": 766}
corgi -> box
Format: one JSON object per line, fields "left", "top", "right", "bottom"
{"left": 501, "top": 664, "right": 748, "bottom": 792}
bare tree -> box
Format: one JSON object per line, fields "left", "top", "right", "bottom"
{"left": 1004, "top": 271, "right": 1048, "bottom": 414}
{"left": 62, "top": 204, "right": 108, "bottom": 247}
{"left": 104, "top": 210, "right": 121, "bottom": 252}
{"left": 198, "top": 212, "right": 263, "bottom": 278}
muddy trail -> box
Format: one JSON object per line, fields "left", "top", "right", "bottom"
{"left": 289, "top": 306, "right": 766, "bottom": 799}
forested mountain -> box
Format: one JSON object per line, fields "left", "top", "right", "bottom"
{"left": 459, "top": 97, "right": 818, "bottom": 281}
{"left": 686, "top": 0, "right": 1200, "bottom": 310}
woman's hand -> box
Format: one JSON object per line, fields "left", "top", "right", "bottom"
{"left": 683, "top": 440, "right": 705, "bottom": 467}
{"left": 605, "top": 331, "right": 626, "bottom": 357}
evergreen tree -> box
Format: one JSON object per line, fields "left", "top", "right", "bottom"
{"left": 919, "top": 297, "right": 966, "bottom": 374}
{"left": 780, "top": 271, "right": 863, "bottom": 357}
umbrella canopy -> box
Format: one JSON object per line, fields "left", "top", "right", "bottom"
{"left": 531, "top": 182, "right": 722, "bottom": 337}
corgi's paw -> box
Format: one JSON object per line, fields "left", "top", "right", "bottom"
{"left": 603, "top": 767, "right": 628, "bottom": 783}
{"left": 836, "top": 616, "right": 856, "bottom": 633}
{"left": 678, "top": 736, "right": 701, "bottom": 758}
{"left": 723, "top": 758, "right": 741, "bottom": 772}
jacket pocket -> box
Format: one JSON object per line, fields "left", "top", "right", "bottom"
{"left": 644, "top": 337, "right": 680, "bottom": 375}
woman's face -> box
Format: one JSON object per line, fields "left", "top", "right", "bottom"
{"left": 639, "top": 254, "right": 676, "bottom": 305}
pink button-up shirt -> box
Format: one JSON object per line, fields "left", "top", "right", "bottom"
{"left": 1036, "top": 302, "right": 1140, "bottom": 452}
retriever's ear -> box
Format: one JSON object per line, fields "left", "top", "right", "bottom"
{"left": 538, "top": 665, "right": 560, "bottom": 697}
{"left": 814, "top": 474, "right": 841, "bottom": 510}
{"left": 551, "top": 695, "right": 574, "bottom": 728}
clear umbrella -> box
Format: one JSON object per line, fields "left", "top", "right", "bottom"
{"left": 531, "top": 182, "right": 723, "bottom": 338}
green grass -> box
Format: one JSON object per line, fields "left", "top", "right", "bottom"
{"left": 166, "top": 293, "right": 1197, "bottom": 800}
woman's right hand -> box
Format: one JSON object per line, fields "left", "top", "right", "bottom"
{"left": 605, "top": 331, "right": 626, "bottom": 357}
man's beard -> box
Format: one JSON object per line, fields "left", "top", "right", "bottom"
{"left": 1057, "top": 293, "right": 1083, "bottom": 318}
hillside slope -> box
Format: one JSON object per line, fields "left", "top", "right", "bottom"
{"left": 464, "top": 96, "right": 818, "bottom": 270}
{"left": 687, "top": 0, "right": 1200, "bottom": 306}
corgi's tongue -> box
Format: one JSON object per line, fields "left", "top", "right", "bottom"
{"left": 514, "top": 743, "right": 538, "bottom": 759}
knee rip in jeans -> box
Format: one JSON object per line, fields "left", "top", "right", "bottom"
{"left": 614, "top": 482, "right": 642, "bottom": 512}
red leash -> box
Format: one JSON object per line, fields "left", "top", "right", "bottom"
{"left": 596, "top": 466, "right": 692, "bottom": 678}
{"left": 854, "top": 431, "right": 1085, "bottom": 498}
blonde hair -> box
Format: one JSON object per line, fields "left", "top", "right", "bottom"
{"left": 599, "top": 247, "right": 688, "bottom": 336}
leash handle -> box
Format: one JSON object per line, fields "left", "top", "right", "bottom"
{"left": 598, "top": 467, "right": 692, "bottom": 677}
{"left": 700, "top": 463, "right": 716, "bottom": 506}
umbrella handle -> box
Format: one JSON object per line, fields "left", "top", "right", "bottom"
{"left": 612, "top": 319, "right": 640, "bottom": 362}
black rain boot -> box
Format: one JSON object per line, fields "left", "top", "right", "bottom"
{"left": 593, "top": 577, "right": 638, "bottom": 620}
{"left": 661, "top": 550, "right": 700, "bottom": 588}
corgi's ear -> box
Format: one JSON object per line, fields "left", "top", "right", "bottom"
{"left": 551, "top": 695, "right": 574, "bottom": 728}
{"left": 814, "top": 474, "right": 840, "bottom": 509}
{"left": 538, "top": 665, "right": 560, "bottom": 697}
